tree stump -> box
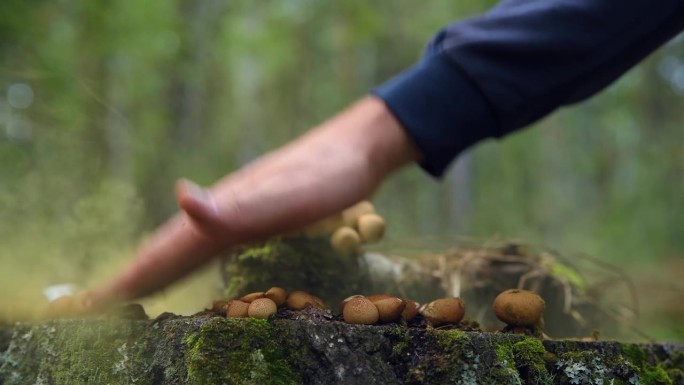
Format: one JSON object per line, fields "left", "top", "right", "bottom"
{"left": 1, "top": 316, "right": 682, "bottom": 385}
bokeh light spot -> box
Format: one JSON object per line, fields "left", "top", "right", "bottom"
{"left": 7, "top": 83, "right": 34, "bottom": 109}
{"left": 5, "top": 115, "right": 33, "bottom": 141}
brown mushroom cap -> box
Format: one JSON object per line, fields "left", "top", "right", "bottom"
{"left": 341, "top": 201, "right": 376, "bottom": 228}
{"left": 226, "top": 300, "right": 250, "bottom": 318}
{"left": 357, "top": 214, "right": 386, "bottom": 243}
{"left": 401, "top": 300, "right": 420, "bottom": 322}
{"left": 420, "top": 297, "right": 466, "bottom": 327}
{"left": 44, "top": 291, "right": 95, "bottom": 319}
{"left": 248, "top": 298, "right": 277, "bottom": 319}
{"left": 365, "top": 293, "right": 392, "bottom": 303}
{"left": 299, "top": 214, "right": 345, "bottom": 237}
{"left": 492, "top": 289, "right": 545, "bottom": 326}
{"left": 311, "top": 295, "right": 327, "bottom": 310}
{"left": 340, "top": 294, "right": 366, "bottom": 313}
{"left": 239, "top": 291, "right": 265, "bottom": 303}
{"left": 374, "top": 297, "right": 405, "bottom": 323}
{"left": 330, "top": 227, "right": 361, "bottom": 256}
{"left": 286, "top": 290, "right": 325, "bottom": 310}
{"left": 212, "top": 300, "right": 231, "bottom": 313}
{"left": 343, "top": 297, "right": 379, "bottom": 325}
{"left": 265, "top": 287, "right": 287, "bottom": 307}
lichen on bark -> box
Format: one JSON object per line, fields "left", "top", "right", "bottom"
{"left": 1, "top": 317, "right": 683, "bottom": 385}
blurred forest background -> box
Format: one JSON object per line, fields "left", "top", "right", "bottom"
{"left": 0, "top": 1, "right": 682, "bottom": 340}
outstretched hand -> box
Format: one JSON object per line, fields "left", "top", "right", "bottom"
{"left": 91, "top": 96, "right": 420, "bottom": 307}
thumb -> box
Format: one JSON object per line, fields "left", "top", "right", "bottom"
{"left": 176, "top": 178, "right": 222, "bottom": 227}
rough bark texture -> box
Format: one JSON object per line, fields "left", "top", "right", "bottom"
{"left": 1, "top": 316, "right": 682, "bottom": 385}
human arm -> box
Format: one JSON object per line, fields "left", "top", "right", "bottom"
{"left": 375, "top": 0, "right": 684, "bottom": 176}
{"left": 94, "top": 0, "right": 684, "bottom": 305}
{"left": 92, "top": 96, "right": 420, "bottom": 304}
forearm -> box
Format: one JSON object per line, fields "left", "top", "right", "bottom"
{"left": 375, "top": 0, "right": 684, "bottom": 177}
{"left": 96, "top": 96, "right": 419, "bottom": 303}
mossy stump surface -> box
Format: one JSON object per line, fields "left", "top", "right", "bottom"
{"left": 1, "top": 316, "right": 682, "bottom": 385}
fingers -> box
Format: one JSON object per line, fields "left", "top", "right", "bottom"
{"left": 176, "top": 178, "right": 222, "bottom": 230}
{"left": 94, "top": 213, "right": 226, "bottom": 304}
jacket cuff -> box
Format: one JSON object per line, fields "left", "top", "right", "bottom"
{"left": 372, "top": 52, "right": 499, "bottom": 177}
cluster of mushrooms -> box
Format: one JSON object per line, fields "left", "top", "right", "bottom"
{"left": 294, "top": 200, "right": 386, "bottom": 256}
{"left": 213, "top": 286, "right": 546, "bottom": 332}
{"left": 212, "top": 287, "right": 303, "bottom": 319}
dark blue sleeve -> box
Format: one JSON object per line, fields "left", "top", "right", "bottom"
{"left": 373, "top": 0, "right": 684, "bottom": 177}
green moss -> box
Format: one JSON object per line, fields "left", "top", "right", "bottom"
{"left": 223, "top": 237, "right": 369, "bottom": 304}
{"left": 431, "top": 329, "right": 467, "bottom": 346}
{"left": 622, "top": 344, "right": 679, "bottom": 385}
{"left": 512, "top": 339, "right": 553, "bottom": 385}
{"left": 494, "top": 343, "right": 520, "bottom": 380}
{"left": 552, "top": 348, "right": 649, "bottom": 385}
{"left": 236, "top": 241, "right": 279, "bottom": 262}
{"left": 418, "top": 330, "right": 530, "bottom": 385}
{"left": 623, "top": 344, "right": 648, "bottom": 367}
{"left": 185, "top": 317, "right": 299, "bottom": 385}
{"left": 388, "top": 326, "right": 412, "bottom": 358}
{"left": 0, "top": 320, "right": 150, "bottom": 385}
{"left": 491, "top": 337, "right": 552, "bottom": 385}
{"left": 642, "top": 365, "right": 674, "bottom": 385}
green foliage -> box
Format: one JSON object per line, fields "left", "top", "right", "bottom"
{"left": 0, "top": 0, "right": 682, "bottom": 340}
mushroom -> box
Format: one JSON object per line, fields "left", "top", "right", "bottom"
{"left": 248, "top": 298, "right": 277, "bottom": 319}
{"left": 330, "top": 226, "right": 361, "bottom": 256}
{"left": 341, "top": 201, "right": 375, "bottom": 228}
{"left": 374, "top": 297, "right": 405, "bottom": 323}
{"left": 212, "top": 300, "right": 231, "bottom": 313}
{"left": 265, "top": 287, "right": 287, "bottom": 307}
{"left": 340, "top": 294, "right": 365, "bottom": 313}
{"left": 401, "top": 299, "right": 420, "bottom": 322}
{"left": 492, "top": 289, "right": 545, "bottom": 327}
{"left": 420, "top": 298, "right": 466, "bottom": 327}
{"left": 226, "top": 300, "right": 249, "bottom": 318}
{"left": 357, "top": 214, "right": 386, "bottom": 243}
{"left": 239, "top": 291, "right": 265, "bottom": 303}
{"left": 44, "top": 291, "right": 94, "bottom": 319}
{"left": 286, "top": 290, "right": 326, "bottom": 310}
{"left": 365, "top": 293, "right": 392, "bottom": 302}
{"left": 343, "top": 297, "right": 379, "bottom": 325}
{"left": 299, "top": 213, "right": 345, "bottom": 237}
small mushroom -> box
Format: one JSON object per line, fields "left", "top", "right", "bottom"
{"left": 343, "top": 297, "right": 379, "bottom": 325}
{"left": 340, "top": 294, "right": 366, "bottom": 313}
{"left": 357, "top": 214, "right": 386, "bottom": 243}
{"left": 374, "top": 297, "right": 405, "bottom": 323}
{"left": 286, "top": 290, "right": 325, "bottom": 310}
{"left": 212, "top": 300, "right": 231, "bottom": 313}
{"left": 365, "top": 293, "right": 392, "bottom": 302}
{"left": 492, "top": 289, "right": 545, "bottom": 327}
{"left": 239, "top": 291, "right": 265, "bottom": 303}
{"left": 265, "top": 287, "right": 287, "bottom": 307}
{"left": 341, "top": 201, "right": 376, "bottom": 228}
{"left": 299, "top": 214, "right": 345, "bottom": 237}
{"left": 420, "top": 298, "right": 466, "bottom": 327}
{"left": 226, "top": 300, "right": 249, "bottom": 318}
{"left": 248, "top": 298, "right": 277, "bottom": 319}
{"left": 44, "top": 291, "right": 94, "bottom": 319}
{"left": 330, "top": 226, "right": 361, "bottom": 256}
{"left": 401, "top": 299, "right": 420, "bottom": 322}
